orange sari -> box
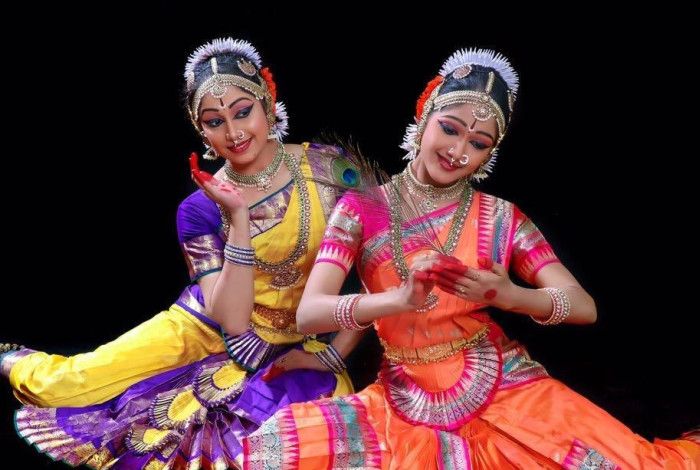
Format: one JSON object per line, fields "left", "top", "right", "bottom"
{"left": 243, "top": 191, "right": 699, "bottom": 469}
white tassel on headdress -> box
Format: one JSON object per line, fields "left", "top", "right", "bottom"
{"left": 185, "top": 38, "right": 262, "bottom": 91}
{"left": 272, "top": 101, "right": 290, "bottom": 140}
{"left": 439, "top": 48, "right": 519, "bottom": 95}
{"left": 400, "top": 123, "right": 419, "bottom": 160}
{"left": 400, "top": 48, "right": 518, "bottom": 166}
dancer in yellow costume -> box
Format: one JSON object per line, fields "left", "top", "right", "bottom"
{"left": 0, "top": 38, "right": 360, "bottom": 468}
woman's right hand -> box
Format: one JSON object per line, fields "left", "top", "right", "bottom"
{"left": 399, "top": 252, "right": 469, "bottom": 309}
{"left": 397, "top": 252, "right": 450, "bottom": 309}
{"left": 189, "top": 153, "right": 248, "bottom": 214}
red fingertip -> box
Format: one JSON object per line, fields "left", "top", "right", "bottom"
{"left": 189, "top": 152, "right": 200, "bottom": 172}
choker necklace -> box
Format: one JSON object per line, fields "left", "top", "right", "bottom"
{"left": 401, "top": 162, "right": 467, "bottom": 212}
{"left": 224, "top": 145, "right": 284, "bottom": 191}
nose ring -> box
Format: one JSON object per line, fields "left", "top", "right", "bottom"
{"left": 447, "top": 147, "right": 470, "bottom": 167}
{"left": 231, "top": 130, "right": 246, "bottom": 144}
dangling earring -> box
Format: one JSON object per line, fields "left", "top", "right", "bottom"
{"left": 471, "top": 163, "right": 488, "bottom": 180}
{"left": 199, "top": 131, "right": 219, "bottom": 160}
{"left": 470, "top": 156, "right": 494, "bottom": 181}
{"left": 266, "top": 123, "right": 278, "bottom": 141}
{"left": 201, "top": 136, "right": 219, "bottom": 160}
{"left": 203, "top": 144, "right": 219, "bottom": 160}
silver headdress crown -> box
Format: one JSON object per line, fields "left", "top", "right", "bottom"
{"left": 400, "top": 48, "right": 518, "bottom": 181}
{"left": 185, "top": 38, "right": 289, "bottom": 141}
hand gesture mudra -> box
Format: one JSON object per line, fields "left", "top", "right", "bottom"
{"left": 189, "top": 152, "right": 247, "bottom": 214}
{"left": 429, "top": 256, "right": 515, "bottom": 309}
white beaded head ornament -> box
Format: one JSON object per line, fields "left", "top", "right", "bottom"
{"left": 184, "top": 38, "right": 289, "bottom": 142}
{"left": 400, "top": 48, "right": 519, "bottom": 181}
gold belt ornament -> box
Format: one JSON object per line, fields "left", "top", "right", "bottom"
{"left": 253, "top": 304, "right": 297, "bottom": 330}
{"left": 381, "top": 327, "right": 489, "bottom": 365}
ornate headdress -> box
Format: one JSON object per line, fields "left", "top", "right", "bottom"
{"left": 400, "top": 48, "right": 519, "bottom": 180}
{"left": 184, "top": 38, "right": 289, "bottom": 142}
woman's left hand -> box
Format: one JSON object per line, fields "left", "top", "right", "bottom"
{"left": 428, "top": 257, "right": 517, "bottom": 310}
{"left": 261, "top": 349, "right": 328, "bottom": 382}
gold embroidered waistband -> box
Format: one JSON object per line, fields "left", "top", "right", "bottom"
{"left": 253, "top": 304, "right": 297, "bottom": 330}
{"left": 381, "top": 327, "right": 490, "bottom": 365}
{"left": 251, "top": 322, "right": 304, "bottom": 345}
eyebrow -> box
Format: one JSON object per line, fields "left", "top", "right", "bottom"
{"left": 444, "top": 114, "right": 495, "bottom": 142}
{"left": 200, "top": 97, "right": 252, "bottom": 115}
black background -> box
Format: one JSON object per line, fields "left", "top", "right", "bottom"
{"left": 1, "top": 4, "right": 696, "bottom": 466}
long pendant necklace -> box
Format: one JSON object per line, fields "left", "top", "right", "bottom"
{"left": 389, "top": 171, "right": 473, "bottom": 312}
{"left": 219, "top": 144, "right": 311, "bottom": 289}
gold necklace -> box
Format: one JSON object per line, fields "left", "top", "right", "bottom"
{"left": 224, "top": 145, "right": 284, "bottom": 191}
{"left": 402, "top": 163, "right": 467, "bottom": 213}
{"left": 389, "top": 175, "right": 473, "bottom": 312}
{"left": 219, "top": 145, "right": 311, "bottom": 289}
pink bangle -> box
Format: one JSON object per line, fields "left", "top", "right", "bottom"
{"left": 332, "top": 294, "right": 370, "bottom": 330}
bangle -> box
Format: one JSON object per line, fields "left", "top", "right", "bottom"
{"left": 313, "top": 344, "right": 347, "bottom": 374}
{"left": 332, "top": 294, "right": 370, "bottom": 330}
{"left": 531, "top": 287, "right": 571, "bottom": 325}
{"left": 224, "top": 243, "right": 255, "bottom": 267}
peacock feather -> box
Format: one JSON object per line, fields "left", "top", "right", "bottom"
{"left": 308, "top": 140, "right": 447, "bottom": 255}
